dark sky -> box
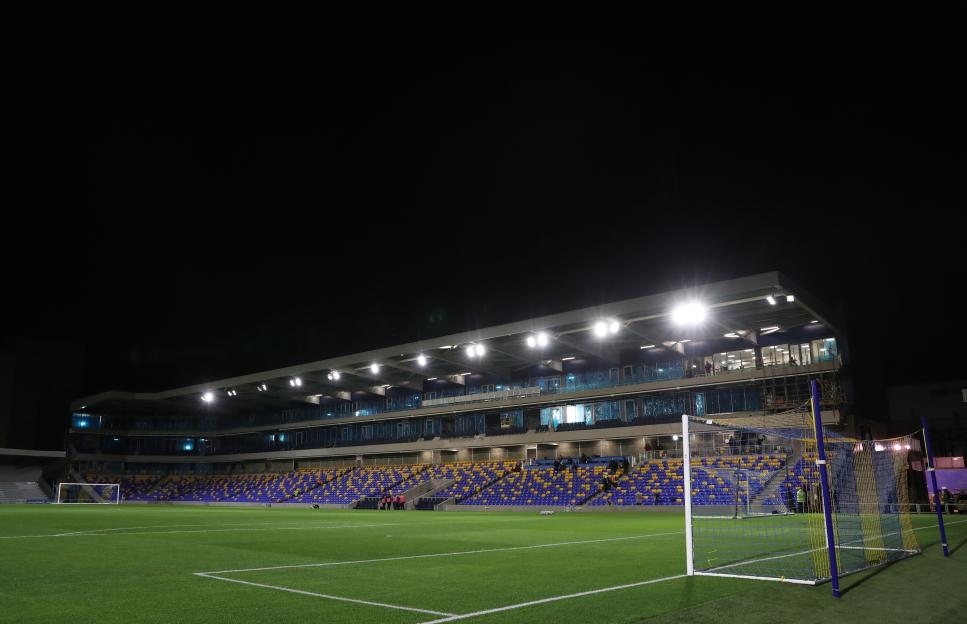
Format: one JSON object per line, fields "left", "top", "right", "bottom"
{"left": 4, "top": 15, "right": 965, "bottom": 447}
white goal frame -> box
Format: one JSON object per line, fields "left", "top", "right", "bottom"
{"left": 55, "top": 482, "right": 121, "bottom": 504}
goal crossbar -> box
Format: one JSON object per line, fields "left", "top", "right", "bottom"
{"left": 55, "top": 482, "right": 121, "bottom": 504}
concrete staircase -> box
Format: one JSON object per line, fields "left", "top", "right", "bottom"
{"left": 409, "top": 479, "right": 457, "bottom": 510}
{"left": 750, "top": 449, "right": 802, "bottom": 511}
{"left": 0, "top": 481, "right": 49, "bottom": 503}
{"left": 0, "top": 466, "right": 50, "bottom": 503}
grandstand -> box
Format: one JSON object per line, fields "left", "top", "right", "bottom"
{"left": 65, "top": 272, "right": 851, "bottom": 507}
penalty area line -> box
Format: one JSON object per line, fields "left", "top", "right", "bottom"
{"left": 415, "top": 574, "right": 687, "bottom": 624}
{"left": 193, "top": 572, "right": 455, "bottom": 616}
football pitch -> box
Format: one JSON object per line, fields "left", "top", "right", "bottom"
{"left": 0, "top": 506, "right": 964, "bottom": 624}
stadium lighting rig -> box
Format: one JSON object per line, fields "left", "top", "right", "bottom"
{"left": 370, "top": 363, "right": 380, "bottom": 374}
{"left": 465, "top": 344, "right": 485, "bottom": 358}
{"left": 327, "top": 371, "right": 341, "bottom": 381}
{"left": 288, "top": 377, "right": 302, "bottom": 387}
{"left": 526, "top": 332, "right": 549, "bottom": 348}
{"left": 201, "top": 392, "right": 214, "bottom": 403}
{"left": 670, "top": 302, "right": 706, "bottom": 326}
{"left": 416, "top": 354, "right": 427, "bottom": 366}
{"left": 593, "top": 319, "right": 620, "bottom": 337}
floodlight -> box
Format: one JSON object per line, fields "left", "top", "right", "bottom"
{"left": 609, "top": 320, "right": 620, "bottom": 334}
{"left": 417, "top": 354, "right": 427, "bottom": 366}
{"left": 537, "top": 332, "right": 549, "bottom": 347}
{"left": 593, "top": 321, "right": 608, "bottom": 337}
{"left": 786, "top": 295, "right": 795, "bottom": 302}
{"left": 474, "top": 344, "right": 485, "bottom": 356}
{"left": 465, "top": 345, "right": 476, "bottom": 358}
{"left": 370, "top": 363, "right": 380, "bottom": 374}
{"left": 766, "top": 296, "right": 776, "bottom": 305}
{"left": 201, "top": 392, "right": 214, "bottom": 403}
{"left": 672, "top": 434, "right": 679, "bottom": 441}
{"left": 526, "top": 336, "right": 536, "bottom": 348}
{"left": 671, "top": 303, "right": 706, "bottom": 325}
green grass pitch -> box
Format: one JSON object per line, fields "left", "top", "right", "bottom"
{"left": 0, "top": 505, "right": 964, "bottom": 623}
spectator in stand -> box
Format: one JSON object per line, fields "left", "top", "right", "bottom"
{"left": 621, "top": 458, "right": 630, "bottom": 475}
{"left": 705, "top": 361, "right": 713, "bottom": 376}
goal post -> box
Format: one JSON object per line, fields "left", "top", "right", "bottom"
{"left": 55, "top": 483, "right": 121, "bottom": 504}
{"left": 683, "top": 379, "right": 921, "bottom": 595}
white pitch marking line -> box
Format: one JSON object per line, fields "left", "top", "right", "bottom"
{"left": 415, "top": 574, "right": 688, "bottom": 624}
{"left": 0, "top": 514, "right": 544, "bottom": 540}
{"left": 199, "top": 531, "right": 683, "bottom": 575}
{"left": 194, "top": 572, "right": 455, "bottom": 616}
{"left": 0, "top": 522, "right": 406, "bottom": 540}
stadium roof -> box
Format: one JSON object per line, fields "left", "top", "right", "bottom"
{"left": 72, "top": 272, "right": 839, "bottom": 417}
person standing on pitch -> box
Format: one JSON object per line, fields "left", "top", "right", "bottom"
{"left": 795, "top": 486, "right": 806, "bottom": 513}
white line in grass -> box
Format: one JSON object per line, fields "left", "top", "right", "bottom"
{"left": 199, "top": 531, "right": 684, "bottom": 575}
{"left": 0, "top": 514, "right": 545, "bottom": 540}
{"left": 414, "top": 574, "right": 688, "bottom": 624}
{"left": 0, "top": 522, "right": 406, "bottom": 540}
{"left": 194, "top": 572, "right": 455, "bottom": 616}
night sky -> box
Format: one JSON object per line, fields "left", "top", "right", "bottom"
{"left": 4, "top": 16, "right": 965, "bottom": 448}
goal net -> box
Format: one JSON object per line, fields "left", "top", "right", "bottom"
{"left": 683, "top": 382, "right": 920, "bottom": 594}
{"left": 56, "top": 483, "right": 121, "bottom": 504}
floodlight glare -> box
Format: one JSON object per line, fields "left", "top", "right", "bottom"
{"left": 609, "top": 320, "right": 620, "bottom": 334}
{"left": 201, "top": 392, "right": 214, "bottom": 403}
{"left": 593, "top": 321, "right": 608, "bottom": 337}
{"left": 417, "top": 354, "right": 427, "bottom": 367}
{"left": 370, "top": 363, "right": 380, "bottom": 374}
{"left": 671, "top": 302, "right": 706, "bottom": 325}
{"left": 766, "top": 296, "right": 776, "bottom": 305}
{"left": 536, "top": 332, "right": 549, "bottom": 347}
{"left": 786, "top": 295, "right": 795, "bottom": 302}
{"left": 526, "top": 335, "right": 537, "bottom": 348}
{"left": 465, "top": 345, "right": 476, "bottom": 358}
{"left": 474, "top": 344, "right": 485, "bottom": 357}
